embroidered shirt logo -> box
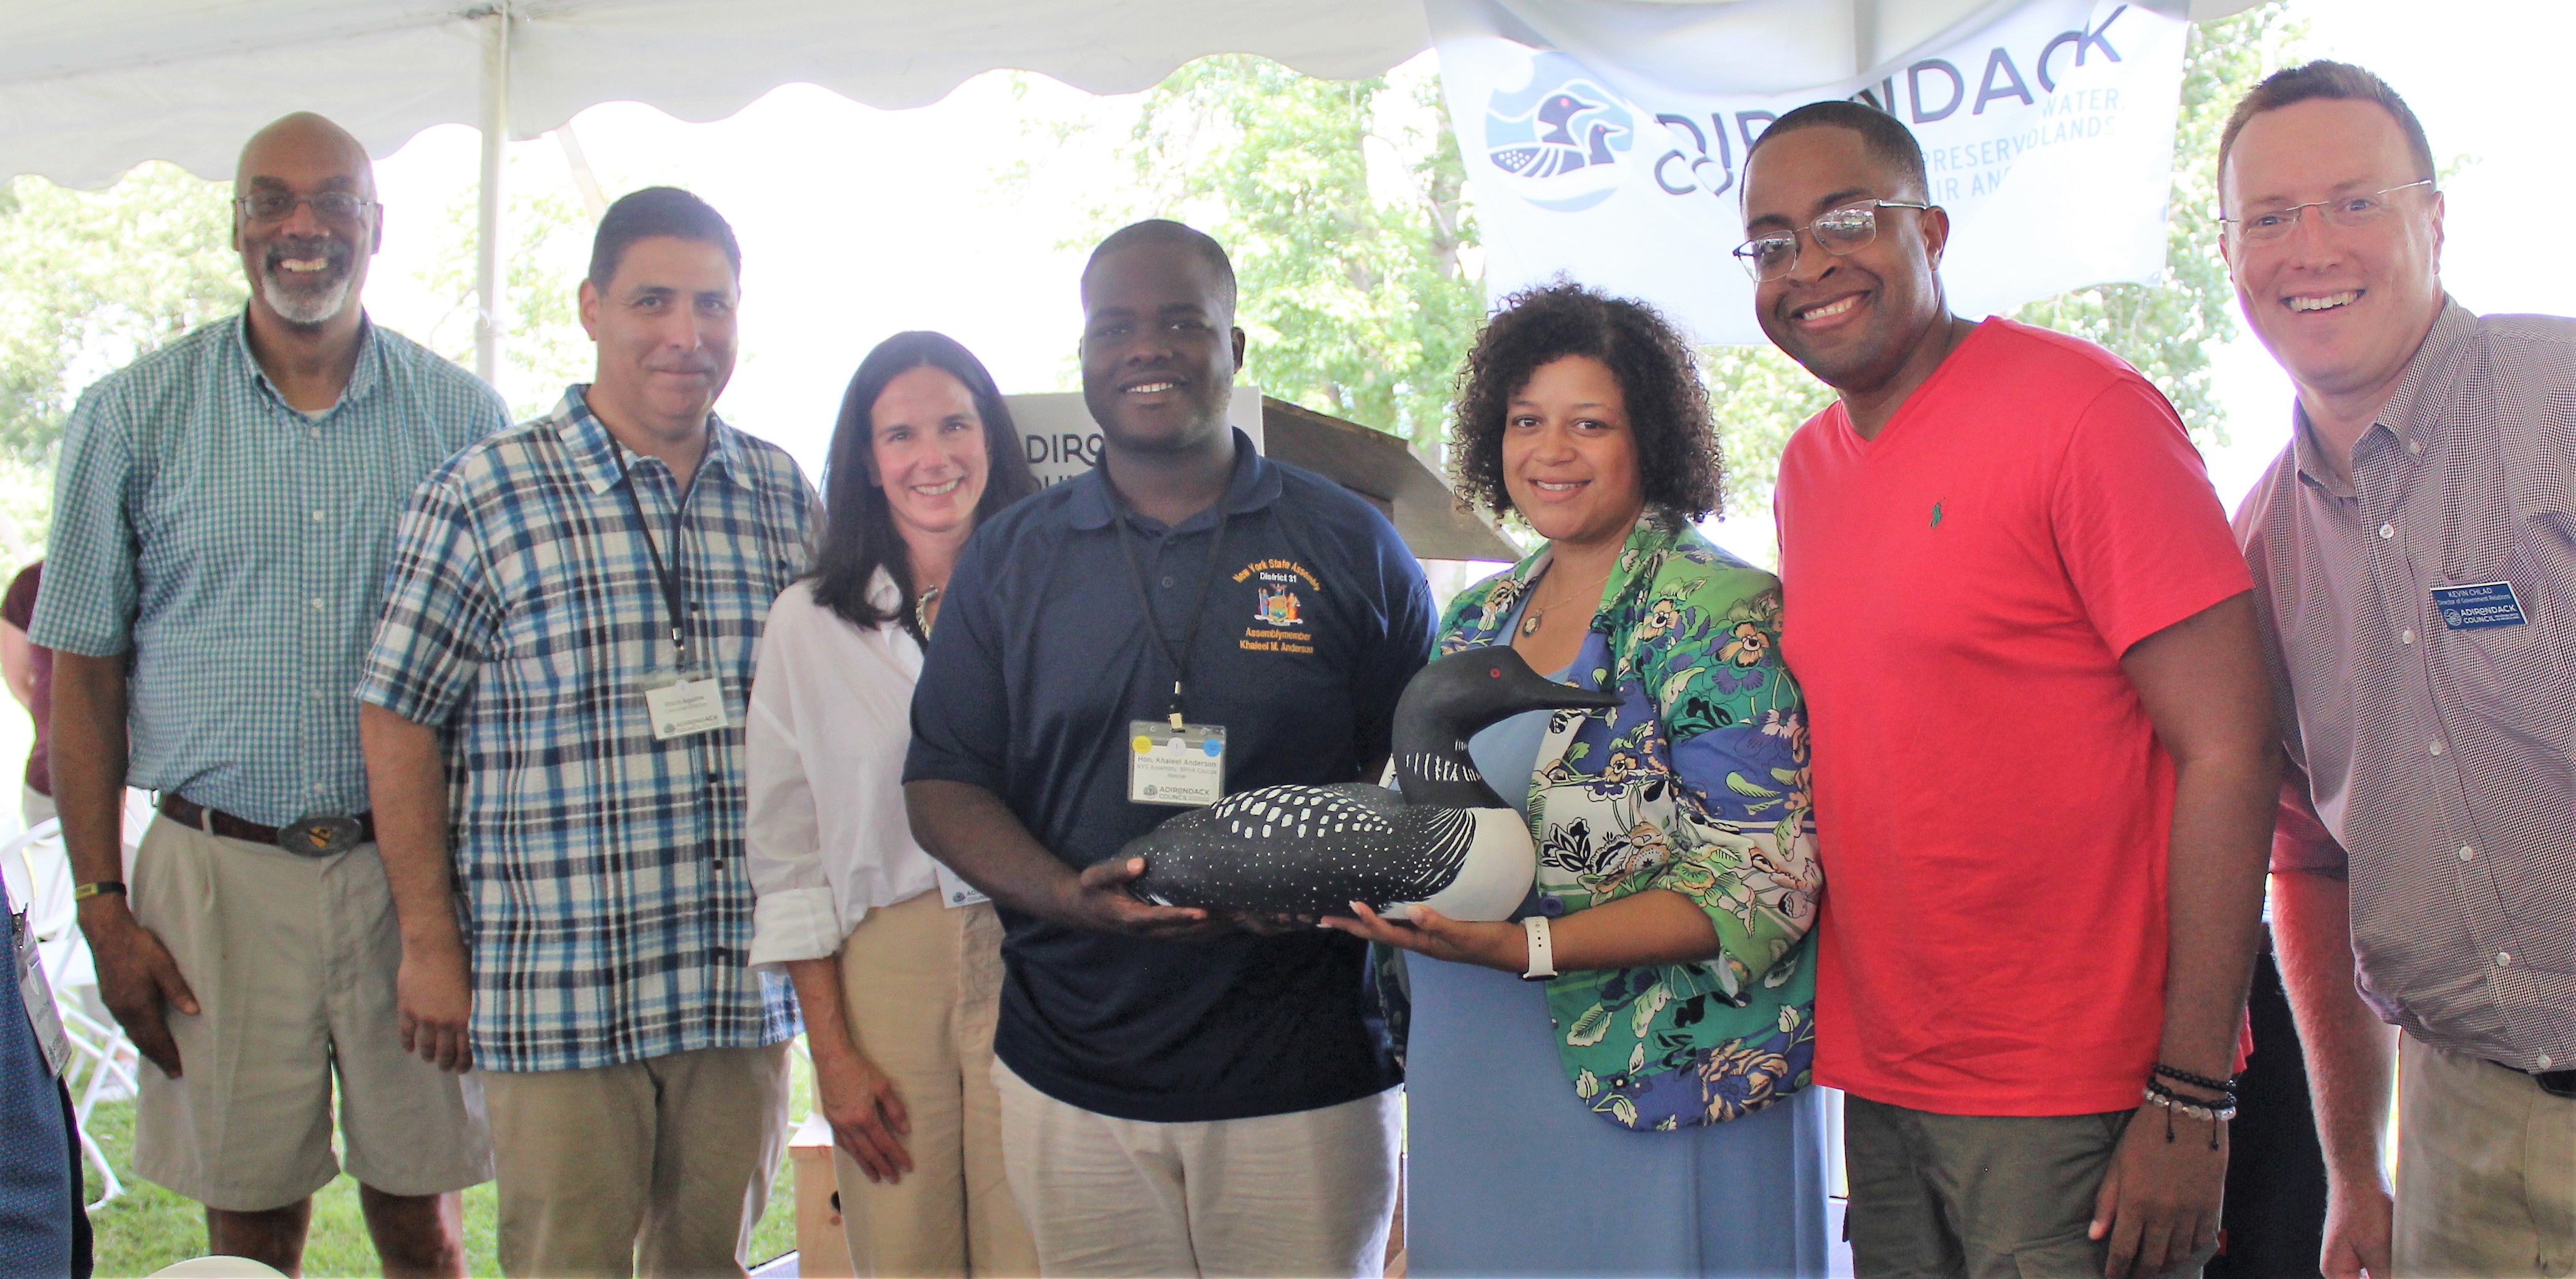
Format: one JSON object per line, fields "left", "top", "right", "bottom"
{"left": 1929, "top": 501, "right": 1944, "bottom": 529}
{"left": 1236, "top": 557, "right": 1319, "bottom": 654}
{"left": 1255, "top": 585, "right": 1303, "bottom": 626}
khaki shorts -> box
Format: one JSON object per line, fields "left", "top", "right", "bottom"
{"left": 130, "top": 816, "right": 491, "bottom": 1210}
{"left": 993, "top": 1061, "right": 1399, "bottom": 1278}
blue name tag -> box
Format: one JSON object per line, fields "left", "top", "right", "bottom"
{"left": 2432, "top": 581, "right": 2528, "bottom": 630}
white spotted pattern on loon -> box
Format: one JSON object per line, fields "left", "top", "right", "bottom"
{"left": 1122, "top": 646, "right": 1623, "bottom": 920}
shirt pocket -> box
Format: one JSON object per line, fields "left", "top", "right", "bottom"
{"left": 2445, "top": 523, "right": 2576, "bottom": 746}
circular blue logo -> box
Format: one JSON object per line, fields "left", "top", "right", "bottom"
{"left": 1482, "top": 51, "right": 1636, "bottom": 213}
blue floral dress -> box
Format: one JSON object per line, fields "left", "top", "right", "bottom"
{"left": 1399, "top": 514, "right": 1828, "bottom": 1277}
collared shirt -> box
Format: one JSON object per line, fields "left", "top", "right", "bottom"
{"left": 2237, "top": 298, "right": 2576, "bottom": 1073}
{"left": 30, "top": 312, "right": 508, "bottom": 824}
{"left": 745, "top": 572, "right": 950, "bottom": 967}
{"left": 357, "top": 385, "right": 816, "bottom": 1073}
{"left": 904, "top": 432, "right": 1434, "bottom": 1123}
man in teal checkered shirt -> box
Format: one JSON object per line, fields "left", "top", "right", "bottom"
{"left": 31, "top": 114, "right": 505, "bottom": 1275}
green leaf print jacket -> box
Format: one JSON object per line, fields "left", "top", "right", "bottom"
{"left": 1414, "top": 513, "right": 1820, "bottom": 1131}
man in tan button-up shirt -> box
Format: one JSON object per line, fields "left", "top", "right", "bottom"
{"left": 2224, "top": 61, "right": 2576, "bottom": 1279}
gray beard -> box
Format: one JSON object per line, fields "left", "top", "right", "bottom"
{"left": 260, "top": 269, "right": 353, "bottom": 327}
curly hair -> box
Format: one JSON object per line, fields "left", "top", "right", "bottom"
{"left": 1449, "top": 281, "right": 1722, "bottom": 523}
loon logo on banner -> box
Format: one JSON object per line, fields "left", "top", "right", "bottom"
{"left": 1432, "top": 0, "right": 2190, "bottom": 345}
{"left": 1481, "top": 52, "right": 1636, "bottom": 211}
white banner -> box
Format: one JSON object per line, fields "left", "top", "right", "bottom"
{"left": 1433, "top": 0, "right": 2189, "bottom": 345}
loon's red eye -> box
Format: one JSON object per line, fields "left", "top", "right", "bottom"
{"left": 1488, "top": 668, "right": 1502, "bottom": 678}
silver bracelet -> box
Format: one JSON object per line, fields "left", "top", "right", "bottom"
{"left": 2139, "top": 1086, "right": 2237, "bottom": 1124}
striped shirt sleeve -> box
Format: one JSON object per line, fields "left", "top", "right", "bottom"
{"left": 357, "top": 464, "right": 499, "bottom": 726}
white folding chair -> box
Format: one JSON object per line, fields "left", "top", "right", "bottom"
{"left": 7, "top": 818, "right": 135, "bottom": 1210}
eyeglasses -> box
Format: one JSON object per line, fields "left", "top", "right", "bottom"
{"left": 1732, "top": 200, "right": 1932, "bottom": 283}
{"left": 234, "top": 191, "right": 377, "bottom": 225}
{"left": 2218, "top": 179, "right": 2433, "bottom": 243}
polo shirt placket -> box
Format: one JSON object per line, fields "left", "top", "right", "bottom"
{"left": 905, "top": 431, "right": 1435, "bottom": 1123}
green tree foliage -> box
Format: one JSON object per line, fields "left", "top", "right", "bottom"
{"left": 0, "top": 165, "right": 246, "bottom": 466}
{"left": 415, "top": 170, "right": 594, "bottom": 421}
{"left": 0, "top": 163, "right": 247, "bottom": 561}
{"left": 1095, "top": 56, "right": 1482, "bottom": 452}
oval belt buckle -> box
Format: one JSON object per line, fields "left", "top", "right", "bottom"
{"left": 281, "top": 814, "right": 364, "bottom": 857}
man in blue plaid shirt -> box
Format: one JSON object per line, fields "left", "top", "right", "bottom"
{"left": 358, "top": 188, "right": 816, "bottom": 1277}
{"left": 36, "top": 113, "right": 503, "bottom": 1276}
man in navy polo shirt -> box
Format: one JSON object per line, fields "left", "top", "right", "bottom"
{"left": 905, "top": 219, "right": 1433, "bottom": 1277}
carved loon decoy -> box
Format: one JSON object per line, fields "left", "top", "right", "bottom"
{"left": 1125, "top": 646, "right": 1622, "bottom": 920}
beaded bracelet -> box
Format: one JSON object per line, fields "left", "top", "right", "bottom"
{"left": 2141, "top": 1084, "right": 2237, "bottom": 1148}
{"left": 2153, "top": 1063, "right": 2239, "bottom": 1095}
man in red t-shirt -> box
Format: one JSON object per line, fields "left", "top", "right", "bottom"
{"left": 1745, "top": 102, "right": 2278, "bottom": 1278}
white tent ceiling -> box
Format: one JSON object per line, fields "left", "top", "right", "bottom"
{"left": 0, "top": 0, "right": 2264, "bottom": 377}
{"left": 1, "top": 0, "right": 2264, "bottom": 190}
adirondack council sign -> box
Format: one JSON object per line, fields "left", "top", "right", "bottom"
{"left": 1432, "top": 0, "right": 2190, "bottom": 345}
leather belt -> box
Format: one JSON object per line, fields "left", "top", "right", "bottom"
{"left": 159, "top": 796, "right": 375, "bottom": 856}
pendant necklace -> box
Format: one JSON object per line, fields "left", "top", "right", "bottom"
{"left": 1517, "top": 564, "right": 1611, "bottom": 638}
{"left": 914, "top": 583, "right": 944, "bottom": 638}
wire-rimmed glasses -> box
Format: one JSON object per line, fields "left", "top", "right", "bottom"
{"left": 1732, "top": 200, "right": 1932, "bottom": 284}
{"left": 2217, "top": 179, "right": 2434, "bottom": 243}
{"left": 234, "top": 191, "right": 377, "bottom": 225}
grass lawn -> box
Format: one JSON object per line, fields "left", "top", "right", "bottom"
{"left": 81, "top": 1042, "right": 815, "bottom": 1278}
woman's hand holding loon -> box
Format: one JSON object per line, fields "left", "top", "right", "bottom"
{"left": 1323, "top": 901, "right": 1527, "bottom": 972}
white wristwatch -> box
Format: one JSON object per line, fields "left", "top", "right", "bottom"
{"left": 1520, "top": 915, "right": 1557, "bottom": 981}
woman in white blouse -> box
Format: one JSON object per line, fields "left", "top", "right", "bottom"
{"left": 748, "top": 331, "right": 1040, "bottom": 1277}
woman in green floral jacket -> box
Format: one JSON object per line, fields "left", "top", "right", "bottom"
{"left": 1328, "top": 283, "right": 1825, "bottom": 1277}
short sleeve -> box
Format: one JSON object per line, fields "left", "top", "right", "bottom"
{"left": 2051, "top": 379, "right": 2254, "bottom": 657}
{"left": 354, "top": 466, "right": 499, "bottom": 725}
{"left": 904, "top": 529, "right": 1011, "bottom": 794}
{"left": 2270, "top": 760, "right": 2348, "bottom": 877}
{"left": 1347, "top": 524, "right": 1435, "bottom": 767}
{"left": 30, "top": 384, "right": 141, "bottom": 657}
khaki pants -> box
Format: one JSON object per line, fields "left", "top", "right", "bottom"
{"left": 993, "top": 1061, "right": 1399, "bottom": 1278}
{"left": 1844, "top": 1096, "right": 2214, "bottom": 1279}
{"left": 829, "top": 892, "right": 1033, "bottom": 1277}
{"left": 129, "top": 818, "right": 491, "bottom": 1210}
{"left": 2396, "top": 1035, "right": 2576, "bottom": 1277}
{"left": 484, "top": 1043, "right": 792, "bottom": 1278}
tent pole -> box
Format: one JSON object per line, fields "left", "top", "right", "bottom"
{"left": 475, "top": 5, "right": 511, "bottom": 385}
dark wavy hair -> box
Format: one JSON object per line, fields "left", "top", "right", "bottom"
{"left": 1449, "top": 281, "right": 1722, "bottom": 523}
{"left": 809, "top": 332, "right": 1039, "bottom": 640}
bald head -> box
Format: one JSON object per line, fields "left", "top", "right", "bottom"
{"left": 234, "top": 112, "right": 379, "bottom": 333}
{"left": 238, "top": 112, "right": 374, "bottom": 200}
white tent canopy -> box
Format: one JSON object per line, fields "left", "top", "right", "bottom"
{"left": 0, "top": 0, "right": 2262, "bottom": 376}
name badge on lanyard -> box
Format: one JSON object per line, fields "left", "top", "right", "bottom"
{"left": 1129, "top": 721, "right": 1228, "bottom": 807}
{"left": 641, "top": 670, "right": 728, "bottom": 739}
{"left": 932, "top": 862, "right": 989, "bottom": 908}
{"left": 620, "top": 452, "right": 728, "bottom": 740}
{"left": 1112, "top": 496, "right": 1234, "bottom": 809}
{"left": 2432, "top": 580, "right": 2527, "bottom": 630}
{"left": 12, "top": 909, "right": 70, "bottom": 1078}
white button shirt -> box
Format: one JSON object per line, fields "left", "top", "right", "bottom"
{"left": 747, "top": 573, "right": 948, "bottom": 966}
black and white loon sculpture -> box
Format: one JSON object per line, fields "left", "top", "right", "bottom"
{"left": 1124, "top": 646, "right": 1622, "bottom": 920}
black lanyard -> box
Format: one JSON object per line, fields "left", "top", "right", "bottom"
{"left": 615, "top": 453, "right": 691, "bottom": 668}
{"left": 1112, "top": 501, "right": 1232, "bottom": 731}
